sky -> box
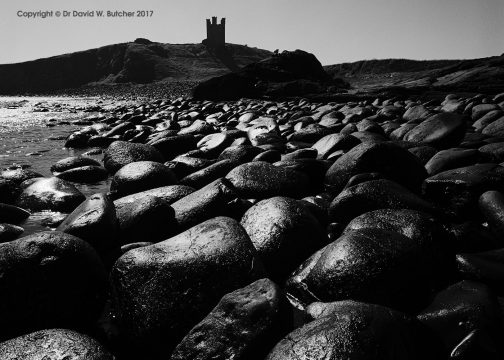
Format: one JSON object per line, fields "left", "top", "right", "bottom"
{"left": 0, "top": 0, "right": 503, "bottom": 65}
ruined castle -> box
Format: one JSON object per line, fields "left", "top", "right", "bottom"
{"left": 206, "top": 17, "right": 225, "bottom": 47}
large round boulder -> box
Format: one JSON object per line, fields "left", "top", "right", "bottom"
{"left": 56, "top": 193, "right": 120, "bottom": 264}
{"left": 171, "top": 278, "right": 287, "bottom": 360}
{"left": 103, "top": 140, "right": 164, "bottom": 174}
{"left": 241, "top": 196, "right": 326, "bottom": 281}
{"left": 0, "top": 329, "right": 114, "bottom": 360}
{"left": 266, "top": 300, "right": 442, "bottom": 360}
{"left": 15, "top": 177, "right": 85, "bottom": 212}
{"left": 286, "top": 228, "right": 432, "bottom": 312}
{"left": 324, "top": 141, "right": 427, "bottom": 193}
{"left": 226, "top": 161, "right": 311, "bottom": 199}
{"left": 0, "top": 231, "right": 107, "bottom": 340}
{"left": 110, "top": 161, "right": 177, "bottom": 198}
{"left": 111, "top": 216, "right": 264, "bottom": 358}
{"left": 404, "top": 112, "right": 467, "bottom": 149}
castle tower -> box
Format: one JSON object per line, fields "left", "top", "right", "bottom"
{"left": 206, "top": 17, "right": 225, "bottom": 47}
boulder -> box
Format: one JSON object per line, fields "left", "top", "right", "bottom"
{"left": 418, "top": 280, "right": 504, "bottom": 358}
{"left": 103, "top": 140, "right": 164, "bottom": 174}
{"left": 404, "top": 112, "right": 467, "bottom": 149}
{"left": 286, "top": 228, "right": 432, "bottom": 312}
{"left": 266, "top": 300, "right": 442, "bottom": 360}
{"left": 56, "top": 193, "right": 120, "bottom": 263}
{"left": 56, "top": 165, "right": 108, "bottom": 183}
{"left": 111, "top": 216, "right": 263, "bottom": 358}
{"left": 425, "top": 148, "right": 481, "bottom": 175}
{"left": 110, "top": 161, "right": 177, "bottom": 198}
{"left": 328, "top": 179, "right": 437, "bottom": 224}
{"left": 0, "top": 223, "right": 23, "bottom": 243}
{"left": 241, "top": 197, "right": 326, "bottom": 281}
{"left": 15, "top": 177, "right": 85, "bottom": 212}
{"left": 0, "top": 329, "right": 113, "bottom": 360}
{"left": 422, "top": 163, "right": 504, "bottom": 219}
{"left": 114, "top": 193, "right": 176, "bottom": 245}
{"left": 226, "top": 161, "right": 311, "bottom": 199}
{"left": 50, "top": 156, "right": 102, "bottom": 173}
{"left": 324, "top": 141, "right": 427, "bottom": 193}
{"left": 0, "top": 231, "right": 107, "bottom": 340}
{"left": 171, "top": 278, "right": 287, "bottom": 360}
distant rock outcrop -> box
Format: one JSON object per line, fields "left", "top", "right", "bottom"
{"left": 324, "top": 55, "right": 504, "bottom": 94}
{"left": 193, "top": 49, "right": 349, "bottom": 100}
{"left": 0, "top": 41, "right": 271, "bottom": 94}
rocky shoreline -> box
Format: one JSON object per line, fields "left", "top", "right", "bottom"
{"left": 1, "top": 90, "right": 504, "bottom": 359}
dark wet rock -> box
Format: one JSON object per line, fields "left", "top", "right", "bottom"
{"left": 218, "top": 144, "right": 262, "bottom": 163}
{"left": 241, "top": 197, "right": 326, "bottom": 281}
{"left": 253, "top": 149, "right": 282, "bottom": 162}
{"left": 178, "top": 119, "right": 213, "bottom": 136}
{"left": 286, "top": 125, "right": 333, "bottom": 144}
{"left": 286, "top": 228, "right": 432, "bottom": 312}
{"left": 479, "top": 190, "right": 504, "bottom": 237}
{"left": 482, "top": 117, "right": 504, "bottom": 138}
{"left": 390, "top": 123, "right": 418, "bottom": 140}
{"left": 114, "top": 193, "right": 176, "bottom": 245}
{"left": 0, "top": 231, "right": 107, "bottom": 340}
{"left": 171, "top": 278, "right": 287, "bottom": 360}
{"left": 111, "top": 217, "right": 263, "bottom": 358}
{"left": 171, "top": 178, "right": 241, "bottom": 230}
{"left": 197, "top": 132, "right": 232, "bottom": 156}
{"left": 103, "top": 140, "right": 164, "bottom": 174}
{"left": 226, "top": 161, "right": 311, "bottom": 199}
{"left": 0, "top": 179, "right": 21, "bottom": 204}
{"left": 473, "top": 110, "right": 504, "bottom": 130}
{"left": 102, "top": 121, "right": 135, "bottom": 137}
{"left": 120, "top": 241, "right": 153, "bottom": 254}
{"left": 479, "top": 142, "right": 504, "bottom": 162}
{"left": 1, "top": 168, "right": 42, "bottom": 185}
{"left": 329, "top": 179, "right": 437, "bottom": 224}
{"left": 56, "top": 193, "right": 119, "bottom": 263}
{"left": 274, "top": 159, "right": 331, "bottom": 193}
{"left": 343, "top": 172, "right": 385, "bottom": 189}
{"left": 310, "top": 133, "right": 360, "bottom": 159}
{"left": 404, "top": 112, "right": 467, "bottom": 149}
{"left": 425, "top": 148, "right": 481, "bottom": 175}
{"left": 88, "top": 135, "right": 116, "bottom": 148}
{"left": 149, "top": 134, "right": 198, "bottom": 160}
{"left": 180, "top": 159, "right": 237, "bottom": 189}
{"left": 0, "top": 203, "right": 30, "bottom": 224}
{"left": 418, "top": 280, "right": 504, "bottom": 358}
{"left": 110, "top": 161, "right": 177, "bottom": 198}
{"left": 402, "top": 104, "right": 434, "bottom": 123}
{"left": 50, "top": 156, "right": 102, "bottom": 173}
{"left": 266, "top": 300, "right": 443, "bottom": 360}
{"left": 422, "top": 163, "right": 504, "bottom": 219}
{"left": 65, "top": 131, "right": 92, "bottom": 148}
{"left": 448, "top": 221, "right": 501, "bottom": 253}
{"left": 281, "top": 148, "right": 317, "bottom": 161}
{"left": 324, "top": 141, "right": 427, "bottom": 193}
{"left": 0, "top": 223, "right": 23, "bottom": 243}
{"left": 344, "top": 208, "right": 452, "bottom": 285}
{"left": 472, "top": 103, "right": 500, "bottom": 121}
{"left": 0, "top": 329, "right": 114, "bottom": 360}
{"left": 166, "top": 156, "right": 216, "bottom": 178}
{"left": 15, "top": 177, "right": 85, "bottom": 212}
{"left": 407, "top": 145, "right": 437, "bottom": 164}
{"left": 350, "top": 130, "right": 387, "bottom": 143}
{"left": 114, "top": 184, "right": 194, "bottom": 205}
{"left": 56, "top": 165, "right": 108, "bottom": 183}
{"left": 456, "top": 249, "right": 504, "bottom": 295}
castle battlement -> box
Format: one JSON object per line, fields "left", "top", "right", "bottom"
{"left": 206, "top": 17, "right": 225, "bottom": 47}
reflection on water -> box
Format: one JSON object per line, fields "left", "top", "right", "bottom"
{"left": 0, "top": 96, "right": 133, "bottom": 236}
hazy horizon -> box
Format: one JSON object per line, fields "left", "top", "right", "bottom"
{"left": 1, "top": 0, "right": 503, "bottom": 66}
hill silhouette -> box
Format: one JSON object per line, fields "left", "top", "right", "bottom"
{"left": 0, "top": 40, "right": 271, "bottom": 95}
